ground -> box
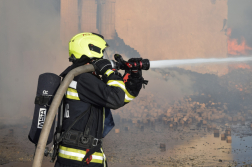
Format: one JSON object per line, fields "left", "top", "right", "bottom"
{"left": 0, "top": 117, "right": 252, "bottom": 167}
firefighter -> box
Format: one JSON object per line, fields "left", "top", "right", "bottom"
{"left": 54, "top": 32, "right": 144, "bottom": 167}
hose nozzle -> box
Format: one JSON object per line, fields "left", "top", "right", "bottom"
{"left": 111, "top": 54, "right": 150, "bottom": 71}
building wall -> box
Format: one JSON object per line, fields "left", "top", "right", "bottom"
{"left": 60, "top": 0, "right": 116, "bottom": 41}
{"left": 80, "top": 0, "right": 99, "bottom": 33}
{"left": 97, "top": 0, "right": 116, "bottom": 39}
{"left": 60, "top": 0, "right": 79, "bottom": 44}
{"left": 115, "top": 0, "right": 228, "bottom": 75}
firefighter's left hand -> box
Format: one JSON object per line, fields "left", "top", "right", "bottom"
{"left": 92, "top": 59, "right": 112, "bottom": 75}
{"left": 123, "top": 69, "right": 148, "bottom": 92}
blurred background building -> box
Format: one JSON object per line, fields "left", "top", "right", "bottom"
{"left": 0, "top": 0, "right": 252, "bottom": 117}
{"left": 60, "top": 0, "right": 116, "bottom": 43}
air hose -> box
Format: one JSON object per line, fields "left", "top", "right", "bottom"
{"left": 32, "top": 64, "right": 95, "bottom": 167}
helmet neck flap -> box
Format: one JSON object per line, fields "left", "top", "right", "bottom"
{"left": 71, "top": 55, "right": 92, "bottom": 68}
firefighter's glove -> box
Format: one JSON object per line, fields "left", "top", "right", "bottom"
{"left": 129, "top": 69, "right": 142, "bottom": 78}
{"left": 123, "top": 71, "right": 146, "bottom": 97}
{"left": 92, "top": 59, "right": 112, "bottom": 75}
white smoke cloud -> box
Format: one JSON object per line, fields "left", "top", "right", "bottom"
{"left": 0, "top": 0, "right": 68, "bottom": 124}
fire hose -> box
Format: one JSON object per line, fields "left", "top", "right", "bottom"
{"left": 32, "top": 64, "right": 95, "bottom": 167}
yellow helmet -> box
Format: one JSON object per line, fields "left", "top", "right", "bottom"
{"left": 69, "top": 32, "right": 108, "bottom": 62}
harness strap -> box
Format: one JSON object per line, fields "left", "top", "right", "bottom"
{"left": 61, "top": 129, "right": 102, "bottom": 148}
{"left": 34, "top": 95, "right": 53, "bottom": 106}
{"left": 57, "top": 105, "right": 92, "bottom": 144}
{"left": 57, "top": 100, "right": 64, "bottom": 139}
{"left": 51, "top": 101, "right": 63, "bottom": 162}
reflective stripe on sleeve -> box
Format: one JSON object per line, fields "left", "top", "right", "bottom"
{"left": 104, "top": 69, "right": 114, "bottom": 77}
{"left": 69, "top": 80, "right": 77, "bottom": 89}
{"left": 58, "top": 145, "right": 104, "bottom": 164}
{"left": 107, "top": 80, "right": 126, "bottom": 90}
{"left": 107, "top": 80, "right": 135, "bottom": 103}
{"left": 66, "top": 88, "right": 80, "bottom": 100}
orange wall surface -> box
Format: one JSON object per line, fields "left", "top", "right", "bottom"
{"left": 115, "top": 0, "right": 227, "bottom": 60}
{"left": 60, "top": 0, "right": 79, "bottom": 44}
{"left": 115, "top": 0, "right": 228, "bottom": 75}
{"left": 81, "top": 0, "right": 99, "bottom": 33}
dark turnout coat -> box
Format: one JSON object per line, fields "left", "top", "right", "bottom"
{"left": 55, "top": 65, "right": 141, "bottom": 167}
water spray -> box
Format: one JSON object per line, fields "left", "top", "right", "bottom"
{"left": 150, "top": 56, "right": 252, "bottom": 69}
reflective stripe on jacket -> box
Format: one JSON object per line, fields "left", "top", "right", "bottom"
{"left": 58, "top": 145, "right": 106, "bottom": 164}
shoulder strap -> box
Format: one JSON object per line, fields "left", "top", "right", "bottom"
{"left": 55, "top": 100, "right": 64, "bottom": 140}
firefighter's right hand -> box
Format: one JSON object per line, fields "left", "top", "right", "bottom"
{"left": 92, "top": 59, "right": 112, "bottom": 75}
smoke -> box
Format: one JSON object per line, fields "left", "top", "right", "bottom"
{"left": 0, "top": 0, "right": 67, "bottom": 123}
{"left": 143, "top": 69, "right": 194, "bottom": 102}
{"left": 106, "top": 32, "right": 141, "bottom": 60}
{"left": 228, "top": 0, "right": 252, "bottom": 48}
